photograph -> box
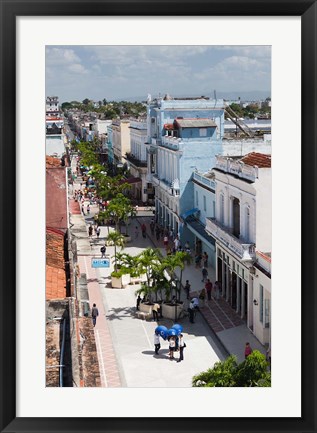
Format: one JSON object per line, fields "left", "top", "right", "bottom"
{"left": 45, "top": 45, "right": 272, "bottom": 388}
{"left": 1, "top": 2, "right": 316, "bottom": 432}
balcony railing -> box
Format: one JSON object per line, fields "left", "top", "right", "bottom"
{"left": 215, "top": 156, "right": 258, "bottom": 182}
{"left": 193, "top": 172, "right": 215, "bottom": 190}
{"left": 205, "top": 217, "right": 255, "bottom": 261}
{"left": 126, "top": 153, "right": 147, "bottom": 167}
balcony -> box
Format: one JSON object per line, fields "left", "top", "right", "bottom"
{"left": 215, "top": 156, "right": 258, "bottom": 182}
{"left": 161, "top": 136, "right": 181, "bottom": 150}
{"left": 151, "top": 174, "right": 180, "bottom": 197}
{"left": 126, "top": 153, "right": 147, "bottom": 168}
{"left": 193, "top": 172, "right": 216, "bottom": 190}
{"left": 205, "top": 217, "right": 255, "bottom": 261}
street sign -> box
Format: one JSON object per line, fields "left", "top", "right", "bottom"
{"left": 91, "top": 257, "right": 110, "bottom": 268}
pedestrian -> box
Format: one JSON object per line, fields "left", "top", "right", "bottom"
{"left": 155, "top": 226, "right": 160, "bottom": 241}
{"left": 184, "top": 280, "right": 191, "bottom": 300}
{"left": 152, "top": 303, "right": 160, "bottom": 322}
{"left": 87, "top": 204, "right": 90, "bottom": 214}
{"left": 100, "top": 245, "right": 106, "bottom": 258}
{"left": 202, "top": 252, "right": 208, "bottom": 268}
{"left": 135, "top": 226, "right": 139, "bottom": 238}
{"left": 141, "top": 223, "right": 146, "bottom": 238}
{"left": 91, "top": 303, "right": 99, "bottom": 327}
{"left": 96, "top": 226, "right": 101, "bottom": 239}
{"left": 154, "top": 331, "right": 161, "bottom": 355}
{"left": 201, "top": 266, "right": 208, "bottom": 282}
{"left": 88, "top": 224, "right": 93, "bottom": 237}
{"left": 244, "top": 342, "right": 252, "bottom": 359}
{"left": 214, "top": 281, "right": 221, "bottom": 300}
{"left": 195, "top": 253, "right": 202, "bottom": 268}
{"left": 177, "top": 333, "right": 186, "bottom": 363}
{"left": 136, "top": 294, "right": 141, "bottom": 311}
{"left": 174, "top": 235, "right": 180, "bottom": 251}
{"left": 81, "top": 205, "right": 85, "bottom": 215}
{"left": 199, "top": 288, "right": 206, "bottom": 307}
{"left": 163, "top": 235, "right": 169, "bottom": 248}
{"left": 188, "top": 300, "right": 197, "bottom": 323}
{"left": 205, "top": 279, "right": 213, "bottom": 301}
{"left": 168, "top": 336, "right": 176, "bottom": 359}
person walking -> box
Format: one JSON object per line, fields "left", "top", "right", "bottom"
{"left": 202, "top": 252, "right": 208, "bottom": 268}
{"left": 87, "top": 204, "right": 90, "bottom": 215}
{"left": 96, "top": 226, "right": 101, "bottom": 239}
{"left": 136, "top": 294, "right": 141, "bottom": 311}
{"left": 205, "top": 279, "right": 213, "bottom": 301}
{"left": 201, "top": 266, "right": 208, "bottom": 282}
{"left": 152, "top": 303, "right": 160, "bottom": 322}
{"left": 154, "top": 332, "right": 161, "bottom": 355}
{"left": 177, "top": 334, "right": 186, "bottom": 363}
{"left": 88, "top": 224, "right": 93, "bottom": 237}
{"left": 199, "top": 288, "right": 206, "bottom": 307}
{"left": 184, "top": 280, "right": 191, "bottom": 300}
{"left": 100, "top": 245, "right": 106, "bottom": 258}
{"left": 81, "top": 204, "right": 85, "bottom": 215}
{"left": 214, "top": 281, "right": 221, "bottom": 300}
{"left": 91, "top": 303, "right": 99, "bottom": 327}
{"left": 163, "top": 235, "right": 169, "bottom": 249}
{"left": 244, "top": 342, "right": 252, "bottom": 359}
{"left": 141, "top": 223, "right": 146, "bottom": 238}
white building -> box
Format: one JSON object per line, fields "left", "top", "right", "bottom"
{"left": 112, "top": 119, "right": 131, "bottom": 164}
{"left": 126, "top": 120, "right": 150, "bottom": 203}
{"left": 46, "top": 96, "right": 60, "bottom": 117}
{"left": 205, "top": 152, "right": 271, "bottom": 344}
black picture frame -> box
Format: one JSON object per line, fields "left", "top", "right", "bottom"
{"left": 0, "top": 1, "right": 316, "bottom": 432}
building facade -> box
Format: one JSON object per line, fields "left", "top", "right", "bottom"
{"left": 205, "top": 152, "right": 271, "bottom": 344}
{"left": 145, "top": 95, "right": 225, "bottom": 239}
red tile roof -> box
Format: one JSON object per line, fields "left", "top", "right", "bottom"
{"left": 240, "top": 152, "right": 271, "bottom": 168}
{"left": 46, "top": 156, "right": 61, "bottom": 168}
{"left": 46, "top": 228, "right": 67, "bottom": 300}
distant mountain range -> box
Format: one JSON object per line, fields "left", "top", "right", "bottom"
{"left": 113, "top": 90, "right": 271, "bottom": 103}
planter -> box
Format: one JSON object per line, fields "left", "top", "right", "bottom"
{"left": 111, "top": 273, "right": 131, "bottom": 289}
{"left": 123, "top": 235, "right": 131, "bottom": 243}
{"left": 139, "top": 303, "right": 153, "bottom": 314}
{"left": 130, "top": 273, "right": 147, "bottom": 285}
{"left": 161, "top": 302, "right": 183, "bottom": 320}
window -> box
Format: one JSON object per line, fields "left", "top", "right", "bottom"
{"left": 200, "top": 128, "right": 207, "bottom": 137}
{"left": 203, "top": 195, "right": 206, "bottom": 211}
{"left": 259, "top": 284, "right": 264, "bottom": 323}
{"left": 196, "top": 191, "right": 198, "bottom": 207}
{"left": 264, "top": 299, "right": 270, "bottom": 328}
{"left": 213, "top": 201, "right": 215, "bottom": 217}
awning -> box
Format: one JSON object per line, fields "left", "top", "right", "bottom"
{"left": 180, "top": 208, "right": 199, "bottom": 220}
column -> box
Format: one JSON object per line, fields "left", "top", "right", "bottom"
{"left": 236, "top": 277, "right": 241, "bottom": 314}
{"left": 241, "top": 281, "right": 245, "bottom": 319}
{"left": 221, "top": 259, "right": 225, "bottom": 298}
{"left": 226, "top": 267, "right": 230, "bottom": 302}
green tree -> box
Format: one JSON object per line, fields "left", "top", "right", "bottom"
{"left": 82, "top": 98, "right": 90, "bottom": 105}
{"left": 192, "top": 351, "right": 271, "bottom": 387}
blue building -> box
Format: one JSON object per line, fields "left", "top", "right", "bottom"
{"left": 146, "top": 94, "right": 224, "bottom": 245}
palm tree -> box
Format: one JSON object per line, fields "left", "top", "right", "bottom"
{"left": 162, "top": 251, "right": 191, "bottom": 301}
{"left": 136, "top": 248, "right": 162, "bottom": 288}
{"left": 106, "top": 230, "right": 125, "bottom": 272}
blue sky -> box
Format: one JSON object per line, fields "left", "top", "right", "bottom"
{"left": 46, "top": 45, "right": 271, "bottom": 103}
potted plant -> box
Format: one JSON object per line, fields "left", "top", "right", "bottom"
{"left": 111, "top": 267, "right": 131, "bottom": 289}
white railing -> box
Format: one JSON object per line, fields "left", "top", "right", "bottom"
{"left": 161, "top": 136, "right": 181, "bottom": 150}
{"left": 193, "top": 172, "right": 216, "bottom": 190}
{"left": 205, "top": 217, "right": 255, "bottom": 261}
{"left": 215, "top": 156, "right": 258, "bottom": 182}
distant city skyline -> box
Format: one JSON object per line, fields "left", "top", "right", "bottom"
{"left": 46, "top": 45, "right": 271, "bottom": 103}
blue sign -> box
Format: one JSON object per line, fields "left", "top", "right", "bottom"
{"left": 91, "top": 258, "right": 110, "bottom": 268}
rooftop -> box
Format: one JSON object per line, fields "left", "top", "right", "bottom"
{"left": 240, "top": 152, "right": 271, "bottom": 168}
{"left": 175, "top": 118, "right": 217, "bottom": 128}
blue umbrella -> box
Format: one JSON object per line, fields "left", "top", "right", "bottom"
{"left": 155, "top": 325, "right": 168, "bottom": 340}
{"left": 171, "top": 324, "right": 183, "bottom": 335}
{"left": 167, "top": 328, "right": 178, "bottom": 337}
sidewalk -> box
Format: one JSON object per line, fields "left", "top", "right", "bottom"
{"left": 136, "top": 215, "right": 267, "bottom": 363}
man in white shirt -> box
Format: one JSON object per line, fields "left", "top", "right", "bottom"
{"left": 154, "top": 332, "right": 161, "bottom": 355}
{"left": 188, "top": 298, "right": 198, "bottom": 323}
